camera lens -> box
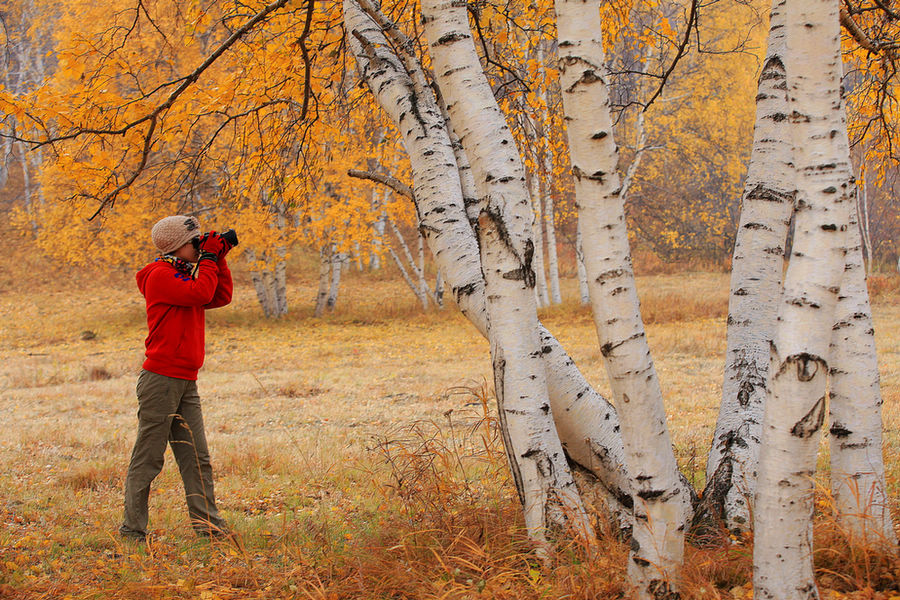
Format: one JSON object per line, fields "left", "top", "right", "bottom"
{"left": 221, "top": 229, "right": 239, "bottom": 247}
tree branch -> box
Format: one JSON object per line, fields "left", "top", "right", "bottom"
{"left": 642, "top": 0, "right": 698, "bottom": 113}
{"left": 841, "top": 7, "right": 882, "bottom": 52}
{"left": 347, "top": 168, "right": 414, "bottom": 200}
{"left": 49, "top": 0, "right": 295, "bottom": 219}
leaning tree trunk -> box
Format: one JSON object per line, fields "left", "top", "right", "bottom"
{"left": 753, "top": 1, "right": 854, "bottom": 598}
{"left": 700, "top": 0, "right": 794, "bottom": 537}
{"left": 828, "top": 186, "right": 897, "bottom": 546}
{"left": 345, "top": 0, "right": 634, "bottom": 523}
{"left": 420, "top": 0, "right": 594, "bottom": 542}
{"left": 434, "top": 43, "right": 634, "bottom": 519}
{"left": 554, "top": 1, "right": 691, "bottom": 596}
{"left": 478, "top": 202, "right": 593, "bottom": 544}
{"left": 385, "top": 213, "right": 432, "bottom": 309}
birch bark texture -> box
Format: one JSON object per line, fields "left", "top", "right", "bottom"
{"left": 554, "top": 1, "right": 689, "bottom": 595}
{"left": 420, "top": 0, "right": 594, "bottom": 541}
{"left": 753, "top": 1, "right": 854, "bottom": 597}
{"left": 699, "top": 0, "right": 794, "bottom": 536}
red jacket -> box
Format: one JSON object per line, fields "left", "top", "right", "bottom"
{"left": 136, "top": 257, "right": 233, "bottom": 380}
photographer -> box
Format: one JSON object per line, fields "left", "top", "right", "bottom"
{"left": 119, "top": 215, "right": 237, "bottom": 542}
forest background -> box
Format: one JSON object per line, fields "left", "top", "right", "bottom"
{"left": 1, "top": 0, "right": 900, "bottom": 598}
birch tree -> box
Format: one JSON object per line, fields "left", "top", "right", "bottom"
{"left": 420, "top": 0, "right": 594, "bottom": 541}
{"left": 827, "top": 162, "right": 897, "bottom": 547}
{"left": 343, "top": 0, "right": 635, "bottom": 532}
{"left": 346, "top": 0, "right": 597, "bottom": 540}
{"left": 699, "top": 0, "right": 794, "bottom": 536}
{"left": 554, "top": 0, "right": 691, "bottom": 594}
{"left": 753, "top": 0, "right": 857, "bottom": 596}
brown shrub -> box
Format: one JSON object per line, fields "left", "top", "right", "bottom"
{"left": 88, "top": 366, "right": 113, "bottom": 381}
{"left": 56, "top": 463, "right": 121, "bottom": 491}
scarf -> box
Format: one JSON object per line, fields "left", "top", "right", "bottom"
{"left": 156, "top": 255, "right": 196, "bottom": 278}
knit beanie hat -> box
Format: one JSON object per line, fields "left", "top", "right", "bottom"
{"left": 151, "top": 215, "right": 201, "bottom": 254}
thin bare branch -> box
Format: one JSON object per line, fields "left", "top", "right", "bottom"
{"left": 643, "top": 0, "right": 699, "bottom": 113}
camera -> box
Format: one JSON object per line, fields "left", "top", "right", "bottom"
{"left": 192, "top": 228, "right": 239, "bottom": 250}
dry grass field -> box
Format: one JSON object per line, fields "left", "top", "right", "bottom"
{"left": 1, "top": 250, "right": 899, "bottom": 599}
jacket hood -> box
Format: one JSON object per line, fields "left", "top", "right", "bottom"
{"left": 136, "top": 261, "right": 166, "bottom": 297}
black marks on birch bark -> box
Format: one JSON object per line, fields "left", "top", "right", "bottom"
{"left": 829, "top": 423, "right": 852, "bottom": 438}
{"left": 600, "top": 332, "right": 644, "bottom": 357}
{"left": 791, "top": 395, "right": 826, "bottom": 439}
{"left": 648, "top": 579, "right": 681, "bottom": 600}
{"left": 477, "top": 206, "right": 536, "bottom": 288}
{"left": 595, "top": 267, "right": 626, "bottom": 283}
{"left": 570, "top": 165, "right": 608, "bottom": 183}
{"left": 434, "top": 32, "right": 469, "bottom": 46}
{"left": 778, "top": 353, "right": 825, "bottom": 382}
{"left": 745, "top": 184, "right": 794, "bottom": 204}
{"left": 564, "top": 68, "right": 604, "bottom": 93}
{"left": 691, "top": 456, "right": 734, "bottom": 543}
{"left": 744, "top": 222, "right": 773, "bottom": 231}
{"left": 732, "top": 352, "right": 766, "bottom": 408}
{"left": 636, "top": 489, "right": 666, "bottom": 500}
{"left": 787, "top": 296, "right": 821, "bottom": 309}
{"left": 452, "top": 281, "right": 478, "bottom": 304}
{"left": 737, "top": 379, "right": 754, "bottom": 407}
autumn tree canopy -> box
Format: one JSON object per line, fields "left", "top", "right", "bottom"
{"left": 0, "top": 0, "right": 898, "bottom": 280}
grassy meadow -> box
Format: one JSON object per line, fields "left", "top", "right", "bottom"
{"left": 2, "top": 248, "right": 899, "bottom": 599}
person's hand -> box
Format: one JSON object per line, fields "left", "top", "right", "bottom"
{"left": 199, "top": 232, "right": 228, "bottom": 257}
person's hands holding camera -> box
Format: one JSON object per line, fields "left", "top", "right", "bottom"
{"left": 198, "top": 232, "right": 229, "bottom": 259}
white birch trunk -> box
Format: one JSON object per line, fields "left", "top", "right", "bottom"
{"left": 433, "top": 50, "right": 634, "bottom": 517}
{"left": 527, "top": 161, "right": 551, "bottom": 307}
{"left": 415, "top": 226, "right": 433, "bottom": 304}
{"left": 700, "top": 0, "right": 794, "bottom": 536}
{"left": 753, "top": 1, "right": 854, "bottom": 597}
{"left": 576, "top": 224, "right": 590, "bottom": 305}
{"left": 554, "top": 1, "right": 690, "bottom": 594}
{"left": 314, "top": 244, "right": 332, "bottom": 317}
{"left": 274, "top": 246, "right": 287, "bottom": 315}
{"left": 828, "top": 189, "right": 897, "bottom": 546}
{"left": 386, "top": 243, "right": 427, "bottom": 308}
{"left": 371, "top": 214, "right": 385, "bottom": 270}
{"left": 539, "top": 151, "right": 562, "bottom": 305}
{"left": 387, "top": 214, "right": 432, "bottom": 309}
{"left": 327, "top": 251, "right": 344, "bottom": 311}
{"left": 477, "top": 204, "right": 593, "bottom": 543}
{"left": 420, "top": 0, "right": 594, "bottom": 542}
{"left": 857, "top": 182, "right": 873, "bottom": 275}
{"left": 345, "top": 0, "right": 633, "bottom": 522}
{"left": 247, "top": 248, "right": 288, "bottom": 319}
{"left": 433, "top": 270, "right": 444, "bottom": 308}
{"left": 537, "top": 45, "right": 562, "bottom": 305}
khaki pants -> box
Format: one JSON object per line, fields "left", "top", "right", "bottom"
{"left": 120, "top": 370, "right": 227, "bottom": 537}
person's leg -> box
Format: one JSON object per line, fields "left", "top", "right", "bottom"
{"left": 169, "top": 380, "right": 228, "bottom": 536}
{"left": 121, "top": 370, "right": 180, "bottom": 538}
